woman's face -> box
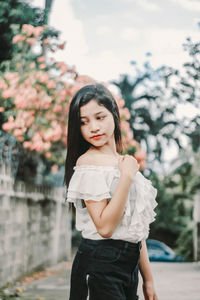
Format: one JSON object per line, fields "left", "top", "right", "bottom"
{"left": 80, "top": 100, "right": 115, "bottom": 148}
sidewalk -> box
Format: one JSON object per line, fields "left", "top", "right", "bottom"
{"left": 11, "top": 262, "right": 72, "bottom": 300}
{"left": 3, "top": 261, "right": 200, "bottom": 300}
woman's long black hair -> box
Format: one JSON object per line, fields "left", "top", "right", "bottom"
{"left": 64, "top": 84, "right": 122, "bottom": 187}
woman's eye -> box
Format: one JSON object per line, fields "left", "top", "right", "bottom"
{"left": 97, "top": 116, "right": 105, "bottom": 120}
{"left": 80, "top": 121, "right": 86, "bottom": 125}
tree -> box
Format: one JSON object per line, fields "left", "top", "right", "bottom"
{"left": 113, "top": 62, "right": 182, "bottom": 168}
{"left": 149, "top": 150, "right": 200, "bottom": 260}
{"left": 172, "top": 37, "right": 200, "bottom": 153}
{"left": 114, "top": 38, "right": 200, "bottom": 260}
{"left": 0, "top": 0, "right": 58, "bottom": 69}
{"left": 0, "top": 25, "right": 146, "bottom": 184}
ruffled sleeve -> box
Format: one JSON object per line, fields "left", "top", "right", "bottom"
{"left": 66, "top": 166, "right": 111, "bottom": 205}
{"left": 133, "top": 172, "right": 157, "bottom": 215}
{"left": 125, "top": 172, "right": 158, "bottom": 240}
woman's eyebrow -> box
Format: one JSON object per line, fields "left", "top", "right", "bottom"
{"left": 95, "top": 111, "right": 105, "bottom": 115}
{"left": 80, "top": 111, "right": 105, "bottom": 118}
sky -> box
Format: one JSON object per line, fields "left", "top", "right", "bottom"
{"left": 31, "top": 0, "right": 200, "bottom": 83}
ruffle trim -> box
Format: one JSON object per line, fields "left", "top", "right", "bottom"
{"left": 67, "top": 191, "right": 111, "bottom": 202}
{"left": 74, "top": 165, "right": 118, "bottom": 171}
{"left": 119, "top": 172, "right": 157, "bottom": 240}
{"left": 66, "top": 166, "right": 112, "bottom": 203}
{"left": 66, "top": 165, "right": 158, "bottom": 239}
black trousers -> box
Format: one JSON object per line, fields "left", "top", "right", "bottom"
{"left": 69, "top": 238, "right": 141, "bottom": 300}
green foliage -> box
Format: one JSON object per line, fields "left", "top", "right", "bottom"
{"left": 0, "top": 0, "right": 58, "bottom": 69}
{"left": 114, "top": 38, "right": 200, "bottom": 259}
{"left": 148, "top": 171, "right": 188, "bottom": 247}
{"left": 124, "top": 145, "right": 137, "bottom": 155}
{"left": 148, "top": 152, "right": 200, "bottom": 259}
{"left": 113, "top": 63, "right": 181, "bottom": 164}
{"left": 175, "top": 226, "right": 194, "bottom": 261}
{"left": 172, "top": 37, "right": 200, "bottom": 153}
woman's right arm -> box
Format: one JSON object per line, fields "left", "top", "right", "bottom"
{"left": 84, "top": 155, "right": 139, "bottom": 238}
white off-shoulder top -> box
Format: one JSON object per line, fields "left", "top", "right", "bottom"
{"left": 66, "top": 165, "right": 157, "bottom": 243}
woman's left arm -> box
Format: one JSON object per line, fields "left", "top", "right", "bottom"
{"left": 139, "top": 240, "right": 158, "bottom": 300}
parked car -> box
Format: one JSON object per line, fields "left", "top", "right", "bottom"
{"left": 146, "top": 239, "right": 184, "bottom": 262}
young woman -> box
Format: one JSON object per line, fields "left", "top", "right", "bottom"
{"left": 65, "top": 84, "right": 158, "bottom": 300}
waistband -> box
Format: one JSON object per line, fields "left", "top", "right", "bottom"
{"left": 81, "top": 238, "right": 141, "bottom": 250}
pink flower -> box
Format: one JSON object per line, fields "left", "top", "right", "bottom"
{"left": 43, "top": 142, "right": 51, "bottom": 151}
{"left": 36, "top": 72, "right": 49, "bottom": 83}
{"left": 0, "top": 107, "right": 5, "bottom": 112}
{"left": 121, "top": 120, "right": 130, "bottom": 132}
{"left": 45, "top": 152, "right": 51, "bottom": 158}
{"left": 13, "top": 34, "right": 25, "bottom": 43}
{"left": 43, "top": 129, "right": 54, "bottom": 142}
{"left": 39, "top": 64, "right": 46, "bottom": 70}
{"left": 37, "top": 56, "right": 45, "bottom": 63}
{"left": 8, "top": 116, "right": 14, "bottom": 122}
{"left": 25, "top": 116, "right": 35, "bottom": 127}
{"left": 118, "top": 99, "right": 125, "bottom": 108}
{"left": 26, "top": 38, "right": 36, "bottom": 46}
{"left": 59, "top": 41, "right": 66, "bottom": 50}
{"left": 33, "top": 26, "right": 44, "bottom": 38}
{"left": 29, "top": 62, "right": 35, "bottom": 69}
{"left": 18, "top": 136, "right": 24, "bottom": 142}
{"left": 2, "top": 89, "right": 15, "bottom": 99}
{"left": 70, "top": 83, "right": 85, "bottom": 97}
{"left": 40, "top": 93, "right": 52, "bottom": 109}
{"left": 29, "top": 110, "right": 35, "bottom": 115}
{"left": 139, "top": 160, "right": 146, "bottom": 170}
{"left": 23, "top": 141, "right": 32, "bottom": 149}
{"left": 13, "top": 129, "right": 23, "bottom": 137}
{"left": 126, "top": 131, "right": 133, "bottom": 141}
{"left": 57, "top": 62, "right": 68, "bottom": 75}
{"left": 53, "top": 104, "right": 62, "bottom": 113}
{"left": 2, "top": 122, "right": 14, "bottom": 131}
{"left": 124, "top": 108, "right": 131, "bottom": 120}
{"left": 76, "top": 75, "right": 95, "bottom": 84}
{"left": 14, "top": 95, "right": 27, "bottom": 109}
{"left": 4, "top": 72, "right": 19, "bottom": 81}
{"left": 47, "top": 80, "right": 56, "bottom": 89}
{"left": 120, "top": 107, "right": 130, "bottom": 120}
{"left": 45, "top": 112, "right": 55, "bottom": 121}
{"left": 0, "top": 78, "right": 8, "bottom": 90}
{"left": 22, "top": 24, "right": 34, "bottom": 36}
{"left": 43, "top": 39, "right": 49, "bottom": 45}
{"left": 51, "top": 126, "right": 62, "bottom": 142}
{"left": 134, "top": 149, "right": 147, "bottom": 162}
{"left": 130, "top": 140, "right": 139, "bottom": 148}
{"left": 51, "top": 164, "right": 58, "bottom": 173}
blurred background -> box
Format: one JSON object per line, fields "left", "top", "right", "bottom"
{"left": 0, "top": 0, "right": 200, "bottom": 290}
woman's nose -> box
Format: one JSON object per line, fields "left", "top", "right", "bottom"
{"left": 90, "top": 120, "right": 100, "bottom": 132}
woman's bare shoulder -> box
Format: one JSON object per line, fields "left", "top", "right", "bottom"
{"left": 76, "top": 152, "right": 96, "bottom": 166}
{"left": 76, "top": 151, "right": 121, "bottom": 167}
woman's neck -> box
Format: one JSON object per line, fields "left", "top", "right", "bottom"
{"left": 89, "top": 146, "right": 119, "bottom": 157}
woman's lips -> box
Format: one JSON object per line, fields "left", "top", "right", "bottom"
{"left": 91, "top": 134, "right": 103, "bottom": 140}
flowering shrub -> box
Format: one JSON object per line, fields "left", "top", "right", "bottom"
{"left": 0, "top": 25, "right": 146, "bottom": 172}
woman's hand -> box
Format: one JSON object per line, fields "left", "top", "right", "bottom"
{"left": 118, "top": 154, "right": 139, "bottom": 182}
{"left": 142, "top": 280, "right": 158, "bottom": 300}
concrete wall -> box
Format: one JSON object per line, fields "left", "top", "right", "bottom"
{"left": 0, "top": 163, "right": 71, "bottom": 287}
